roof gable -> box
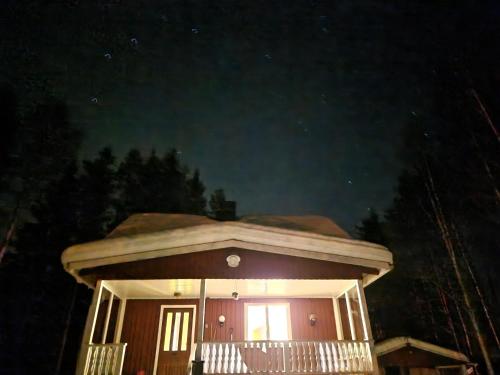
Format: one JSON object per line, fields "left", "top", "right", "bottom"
{"left": 62, "top": 214, "right": 392, "bottom": 287}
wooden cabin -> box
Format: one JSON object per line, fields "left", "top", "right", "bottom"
{"left": 61, "top": 214, "right": 393, "bottom": 375}
{"left": 375, "top": 337, "right": 474, "bottom": 375}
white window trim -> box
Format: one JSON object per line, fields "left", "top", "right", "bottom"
{"left": 244, "top": 302, "right": 292, "bottom": 341}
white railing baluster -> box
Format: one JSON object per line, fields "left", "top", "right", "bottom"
{"left": 82, "top": 343, "right": 127, "bottom": 375}
{"left": 197, "top": 339, "right": 375, "bottom": 375}
{"left": 211, "top": 343, "right": 216, "bottom": 373}
{"left": 325, "top": 343, "right": 331, "bottom": 374}
{"left": 235, "top": 343, "right": 241, "bottom": 374}
{"left": 338, "top": 342, "right": 345, "bottom": 372}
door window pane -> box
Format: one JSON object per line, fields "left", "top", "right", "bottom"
{"left": 180, "top": 312, "right": 190, "bottom": 351}
{"left": 172, "top": 312, "right": 181, "bottom": 351}
{"left": 163, "top": 312, "right": 173, "bottom": 351}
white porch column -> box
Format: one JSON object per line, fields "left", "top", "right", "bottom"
{"left": 75, "top": 280, "right": 103, "bottom": 375}
{"left": 114, "top": 299, "right": 127, "bottom": 343}
{"left": 101, "top": 293, "right": 114, "bottom": 344}
{"left": 344, "top": 290, "right": 357, "bottom": 341}
{"left": 332, "top": 297, "right": 344, "bottom": 340}
{"left": 192, "top": 279, "right": 206, "bottom": 375}
{"left": 355, "top": 280, "right": 380, "bottom": 375}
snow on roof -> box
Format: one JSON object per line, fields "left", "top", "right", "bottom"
{"left": 375, "top": 337, "right": 469, "bottom": 363}
{"left": 107, "top": 213, "right": 352, "bottom": 240}
{"left": 239, "top": 215, "right": 351, "bottom": 239}
{"left": 107, "top": 213, "right": 216, "bottom": 238}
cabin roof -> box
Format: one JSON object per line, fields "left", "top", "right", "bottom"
{"left": 61, "top": 213, "right": 393, "bottom": 287}
{"left": 375, "top": 336, "right": 469, "bottom": 363}
{"left": 107, "top": 213, "right": 352, "bottom": 239}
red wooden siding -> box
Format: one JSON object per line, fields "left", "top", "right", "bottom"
{"left": 80, "top": 248, "right": 378, "bottom": 284}
{"left": 120, "top": 298, "right": 339, "bottom": 375}
{"left": 204, "top": 298, "right": 337, "bottom": 341}
{"left": 120, "top": 299, "right": 199, "bottom": 375}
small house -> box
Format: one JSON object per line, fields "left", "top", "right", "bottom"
{"left": 61, "top": 214, "right": 393, "bottom": 375}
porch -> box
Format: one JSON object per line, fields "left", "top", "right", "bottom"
{"left": 79, "top": 278, "right": 378, "bottom": 375}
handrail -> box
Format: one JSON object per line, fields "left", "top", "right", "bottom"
{"left": 83, "top": 343, "right": 127, "bottom": 375}
{"left": 201, "top": 340, "right": 374, "bottom": 374}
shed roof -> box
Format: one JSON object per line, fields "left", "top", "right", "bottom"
{"left": 375, "top": 337, "right": 469, "bottom": 363}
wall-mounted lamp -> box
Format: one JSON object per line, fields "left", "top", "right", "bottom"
{"left": 309, "top": 313, "right": 317, "bottom": 326}
{"left": 218, "top": 315, "right": 226, "bottom": 327}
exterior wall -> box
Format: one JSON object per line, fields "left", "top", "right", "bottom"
{"left": 378, "top": 347, "right": 466, "bottom": 369}
{"left": 204, "top": 298, "right": 337, "bottom": 342}
{"left": 121, "top": 299, "right": 199, "bottom": 375}
{"left": 120, "top": 298, "right": 338, "bottom": 375}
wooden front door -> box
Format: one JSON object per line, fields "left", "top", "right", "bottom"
{"left": 157, "top": 307, "right": 195, "bottom": 375}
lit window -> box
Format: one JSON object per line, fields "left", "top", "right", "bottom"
{"left": 245, "top": 303, "right": 291, "bottom": 340}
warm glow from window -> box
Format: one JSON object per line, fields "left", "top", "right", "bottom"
{"left": 268, "top": 304, "right": 289, "bottom": 340}
{"left": 247, "top": 305, "right": 267, "bottom": 340}
{"left": 246, "top": 303, "right": 290, "bottom": 340}
{"left": 172, "top": 312, "right": 181, "bottom": 351}
{"left": 180, "top": 312, "right": 190, "bottom": 351}
{"left": 163, "top": 312, "right": 173, "bottom": 351}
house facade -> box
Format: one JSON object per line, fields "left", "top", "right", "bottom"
{"left": 61, "top": 214, "right": 393, "bottom": 375}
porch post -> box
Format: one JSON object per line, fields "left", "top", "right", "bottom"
{"left": 192, "top": 279, "right": 206, "bottom": 375}
{"left": 355, "top": 280, "right": 380, "bottom": 375}
{"left": 114, "top": 299, "right": 127, "bottom": 343}
{"left": 332, "top": 297, "right": 344, "bottom": 340}
{"left": 75, "top": 280, "right": 103, "bottom": 375}
{"left": 344, "top": 290, "right": 357, "bottom": 340}
{"left": 101, "top": 293, "right": 114, "bottom": 344}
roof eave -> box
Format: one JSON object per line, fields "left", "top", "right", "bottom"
{"left": 62, "top": 222, "right": 393, "bottom": 286}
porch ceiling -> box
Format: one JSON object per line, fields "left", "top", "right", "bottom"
{"left": 104, "top": 279, "right": 357, "bottom": 299}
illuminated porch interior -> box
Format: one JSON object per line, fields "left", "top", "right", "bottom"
{"left": 104, "top": 278, "right": 359, "bottom": 299}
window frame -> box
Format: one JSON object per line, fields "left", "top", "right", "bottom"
{"left": 244, "top": 302, "right": 292, "bottom": 341}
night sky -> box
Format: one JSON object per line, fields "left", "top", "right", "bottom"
{"left": 2, "top": 1, "right": 498, "bottom": 230}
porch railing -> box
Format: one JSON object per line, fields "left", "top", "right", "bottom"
{"left": 83, "top": 343, "right": 127, "bottom": 375}
{"left": 201, "top": 340, "right": 373, "bottom": 374}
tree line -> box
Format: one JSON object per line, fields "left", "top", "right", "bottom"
{"left": 356, "top": 65, "right": 500, "bottom": 373}
{"left": 0, "top": 85, "right": 230, "bottom": 374}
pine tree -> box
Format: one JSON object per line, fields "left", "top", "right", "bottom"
{"left": 186, "top": 169, "right": 207, "bottom": 215}
{"left": 78, "top": 147, "right": 117, "bottom": 241}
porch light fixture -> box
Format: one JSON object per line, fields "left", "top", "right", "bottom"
{"left": 218, "top": 315, "right": 226, "bottom": 327}
{"left": 309, "top": 313, "right": 317, "bottom": 326}
{"left": 226, "top": 255, "right": 241, "bottom": 268}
